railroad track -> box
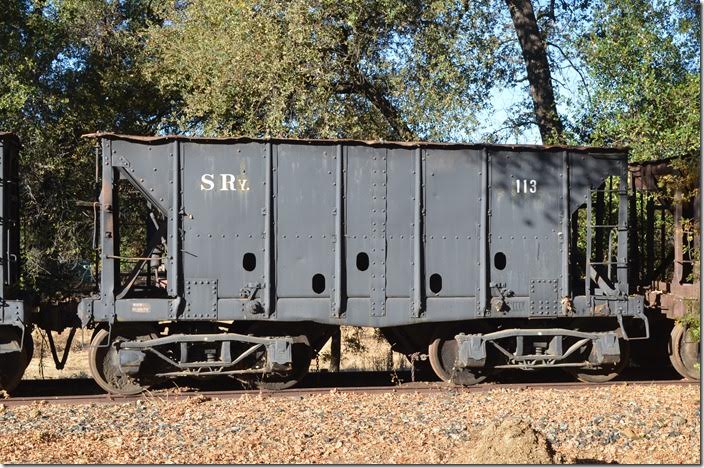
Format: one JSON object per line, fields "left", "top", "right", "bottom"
{"left": 3, "top": 372, "right": 697, "bottom": 407}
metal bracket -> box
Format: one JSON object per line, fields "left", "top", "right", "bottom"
{"left": 183, "top": 279, "right": 218, "bottom": 320}
{"left": 590, "top": 333, "right": 621, "bottom": 364}
{"left": 456, "top": 334, "right": 487, "bottom": 367}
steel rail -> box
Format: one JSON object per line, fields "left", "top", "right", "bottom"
{"left": 2, "top": 379, "right": 696, "bottom": 408}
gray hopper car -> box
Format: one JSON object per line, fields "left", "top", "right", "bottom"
{"left": 75, "top": 133, "right": 650, "bottom": 394}
{"left": 0, "top": 133, "right": 31, "bottom": 393}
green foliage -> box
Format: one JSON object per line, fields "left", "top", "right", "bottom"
{"left": 342, "top": 327, "right": 367, "bottom": 354}
{"left": 1, "top": 0, "right": 175, "bottom": 299}
{"left": 576, "top": 0, "right": 699, "bottom": 169}
{"left": 575, "top": 0, "right": 700, "bottom": 278}
{"left": 680, "top": 308, "right": 700, "bottom": 343}
{"left": 144, "top": 0, "right": 507, "bottom": 140}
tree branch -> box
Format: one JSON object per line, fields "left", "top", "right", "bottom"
{"left": 546, "top": 40, "right": 592, "bottom": 103}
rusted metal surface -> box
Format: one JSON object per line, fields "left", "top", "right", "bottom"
{"left": 628, "top": 158, "right": 678, "bottom": 191}
{"left": 81, "top": 131, "right": 629, "bottom": 154}
{"left": 629, "top": 159, "right": 700, "bottom": 320}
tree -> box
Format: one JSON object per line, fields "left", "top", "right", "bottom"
{"left": 145, "top": 0, "right": 509, "bottom": 141}
{"left": 504, "top": 0, "right": 564, "bottom": 143}
{"left": 577, "top": 0, "right": 699, "bottom": 171}
{"left": 0, "top": 0, "right": 175, "bottom": 299}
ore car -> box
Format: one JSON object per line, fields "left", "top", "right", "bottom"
{"left": 629, "top": 159, "right": 701, "bottom": 379}
{"left": 0, "top": 133, "right": 32, "bottom": 392}
{"left": 73, "top": 133, "right": 651, "bottom": 394}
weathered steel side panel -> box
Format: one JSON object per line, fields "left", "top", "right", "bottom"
{"left": 84, "top": 136, "right": 643, "bottom": 328}
{"left": 384, "top": 148, "right": 415, "bottom": 301}
{"left": 568, "top": 152, "right": 624, "bottom": 213}
{"left": 344, "top": 145, "right": 376, "bottom": 304}
{"left": 180, "top": 142, "right": 266, "bottom": 301}
{"left": 275, "top": 144, "right": 336, "bottom": 299}
{"left": 111, "top": 140, "right": 173, "bottom": 214}
{"left": 424, "top": 148, "right": 482, "bottom": 300}
{"left": 488, "top": 150, "right": 563, "bottom": 314}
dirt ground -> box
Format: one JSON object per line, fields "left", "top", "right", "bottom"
{"left": 0, "top": 384, "right": 699, "bottom": 464}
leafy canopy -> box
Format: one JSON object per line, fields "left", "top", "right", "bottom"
{"left": 145, "top": 0, "right": 509, "bottom": 141}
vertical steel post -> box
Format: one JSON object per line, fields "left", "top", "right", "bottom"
{"left": 585, "top": 186, "right": 592, "bottom": 303}
{"left": 265, "top": 142, "right": 275, "bottom": 316}
{"left": 101, "top": 139, "right": 118, "bottom": 318}
{"left": 594, "top": 189, "right": 604, "bottom": 262}
{"left": 479, "top": 148, "right": 489, "bottom": 314}
{"left": 628, "top": 172, "right": 640, "bottom": 288}
{"left": 660, "top": 206, "right": 666, "bottom": 267}
{"left": 0, "top": 139, "right": 6, "bottom": 292}
{"left": 646, "top": 195, "right": 654, "bottom": 283}
{"left": 617, "top": 166, "right": 629, "bottom": 293}
{"left": 673, "top": 190, "right": 684, "bottom": 285}
{"left": 167, "top": 140, "right": 180, "bottom": 298}
{"left": 329, "top": 327, "right": 341, "bottom": 372}
{"left": 332, "top": 144, "right": 344, "bottom": 317}
{"left": 561, "top": 151, "right": 570, "bottom": 299}
{"left": 412, "top": 147, "right": 423, "bottom": 317}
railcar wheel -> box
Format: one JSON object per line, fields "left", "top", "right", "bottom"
{"left": 568, "top": 338, "right": 630, "bottom": 383}
{"left": 0, "top": 328, "right": 31, "bottom": 394}
{"left": 88, "top": 328, "right": 148, "bottom": 395}
{"left": 428, "top": 327, "right": 489, "bottom": 386}
{"left": 669, "top": 323, "right": 700, "bottom": 381}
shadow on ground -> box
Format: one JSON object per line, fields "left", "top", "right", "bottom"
{"left": 13, "top": 364, "right": 684, "bottom": 398}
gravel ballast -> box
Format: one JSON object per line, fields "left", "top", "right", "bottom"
{"left": 0, "top": 383, "right": 699, "bottom": 464}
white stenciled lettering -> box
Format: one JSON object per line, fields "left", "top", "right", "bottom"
{"left": 201, "top": 173, "right": 252, "bottom": 192}
{"left": 200, "top": 173, "right": 215, "bottom": 191}
{"left": 220, "top": 173, "right": 237, "bottom": 191}
{"left": 515, "top": 179, "right": 537, "bottom": 194}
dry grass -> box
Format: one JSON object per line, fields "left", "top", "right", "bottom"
{"left": 24, "top": 328, "right": 91, "bottom": 380}
{"left": 314, "top": 326, "right": 410, "bottom": 372}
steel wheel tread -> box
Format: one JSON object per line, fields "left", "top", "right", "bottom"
{"left": 670, "top": 323, "right": 700, "bottom": 381}
{"left": 88, "top": 328, "right": 146, "bottom": 395}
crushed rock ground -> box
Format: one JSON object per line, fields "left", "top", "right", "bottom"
{"left": 0, "top": 383, "right": 699, "bottom": 464}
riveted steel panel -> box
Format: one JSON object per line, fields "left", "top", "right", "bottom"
{"left": 183, "top": 279, "right": 218, "bottom": 319}
{"left": 0, "top": 134, "right": 22, "bottom": 326}
{"left": 89, "top": 134, "right": 641, "bottom": 328}
{"left": 275, "top": 144, "right": 335, "bottom": 298}
{"left": 369, "top": 150, "right": 387, "bottom": 317}
{"left": 385, "top": 148, "right": 414, "bottom": 298}
{"left": 529, "top": 278, "right": 559, "bottom": 316}
{"left": 424, "top": 148, "right": 482, "bottom": 298}
{"left": 180, "top": 142, "right": 266, "bottom": 298}
{"left": 489, "top": 151, "right": 563, "bottom": 298}
{"left": 0, "top": 136, "right": 20, "bottom": 297}
{"left": 344, "top": 146, "right": 376, "bottom": 298}
{"left": 568, "top": 152, "right": 625, "bottom": 213}
{"left": 111, "top": 140, "right": 173, "bottom": 214}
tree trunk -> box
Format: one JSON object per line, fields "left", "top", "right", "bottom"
{"left": 504, "top": 0, "right": 564, "bottom": 143}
